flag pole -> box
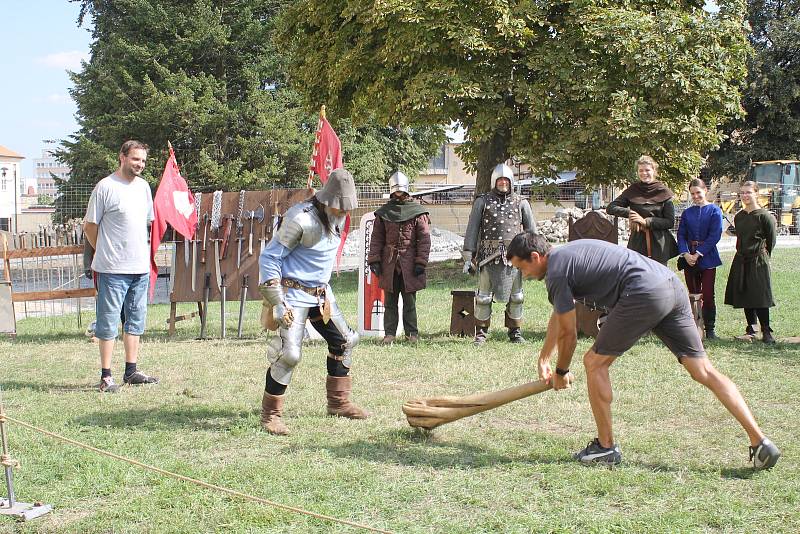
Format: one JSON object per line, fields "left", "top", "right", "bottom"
{"left": 307, "top": 105, "right": 326, "bottom": 190}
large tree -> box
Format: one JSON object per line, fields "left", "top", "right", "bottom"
{"left": 279, "top": 0, "right": 750, "bottom": 193}
{"left": 56, "top": 0, "right": 442, "bottom": 221}
{"left": 707, "top": 0, "right": 800, "bottom": 180}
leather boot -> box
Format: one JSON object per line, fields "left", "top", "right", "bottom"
{"left": 473, "top": 322, "right": 489, "bottom": 345}
{"left": 326, "top": 376, "right": 370, "bottom": 419}
{"left": 702, "top": 307, "right": 718, "bottom": 340}
{"left": 508, "top": 327, "right": 524, "bottom": 343}
{"left": 762, "top": 327, "right": 776, "bottom": 344}
{"left": 260, "top": 392, "right": 289, "bottom": 435}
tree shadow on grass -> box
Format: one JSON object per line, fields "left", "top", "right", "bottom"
{"left": 1, "top": 380, "right": 96, "bottom": 393}
{"left": 71, "top": 405, "right": 257, "bottom": 431}
{"left": 292, "top": 427, "right": 575, "bottom": 470}
{"left": 8, "top": 332, "right": 88, "bottom": 344}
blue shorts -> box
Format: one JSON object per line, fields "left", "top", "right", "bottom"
{"left": 95, "top": 273, "right": 149, "bottom": 340}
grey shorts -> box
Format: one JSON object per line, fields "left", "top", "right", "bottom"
{"left": 592, "top": 276, "right": 706, "bottom": 359}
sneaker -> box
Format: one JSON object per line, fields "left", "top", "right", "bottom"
{"left": 750, "top": 438, "right": 781, "bottom": 470}
{"left": 381, "top": 335, "right": 396, "bottom": 345}
{"left": 574, "top": 438, "right": 622, "bottom": 465}
{"left": 123, "top": 370, "right": 159, "bottom": 386}
{"left": 406, "top": 334, "right": 419, "bottom": 344}
{"left": 98, "top": 376, "right": 120, "bottom": 393}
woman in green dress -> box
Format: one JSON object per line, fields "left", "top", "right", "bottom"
{"left": 724, "top": 181, "right": 777, "bottom": 344}
{"left": 607, "top": 155, "right": 679, "bottom": 264}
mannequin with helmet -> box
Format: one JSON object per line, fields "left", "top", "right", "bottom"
{"left": 368, "top": 171, "right": 432, "bottom": 344}
{"left": 257, "top": 168, "right": 369, "bottom": 435}
{"left": 462, "top": 163, "right": 536, "bottom": 344}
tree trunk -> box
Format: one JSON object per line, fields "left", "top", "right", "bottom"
{"left": 474, "top": 127, "right": 511, "bottom": 196}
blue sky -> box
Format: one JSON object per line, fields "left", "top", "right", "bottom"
{"left": 0, "top": 1, "right": 90, "bottom": 178}
{"left": 1, "top": 1, "right": 719, "bottom": 180}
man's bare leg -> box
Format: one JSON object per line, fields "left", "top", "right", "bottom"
{"left": 99, "top": 339, "right": 115, "bottom": 370}
{"left": 680, "top": 357, "right": 764, "bottom": 446}
{"left": 583, "top": 350, "right": 617, "bottom": 448}
{"left": 123, "top": 333, "right": 140, "bottom": 364}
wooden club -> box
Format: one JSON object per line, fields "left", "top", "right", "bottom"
{"left": 402, "top": 379, "right": 553, "bottom": 430}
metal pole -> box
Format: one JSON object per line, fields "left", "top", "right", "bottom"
{"left": 0, "top": 389, "right": 17, "bottom": 507}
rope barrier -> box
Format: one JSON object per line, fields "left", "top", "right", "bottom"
{"left": 2, "top": 414, "right": 392, "bottom": 533}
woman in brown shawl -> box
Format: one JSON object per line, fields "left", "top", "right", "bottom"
{"left": 607, "top": 156, "right": 679, "bottom": 264}
{"left": 724, "top": 181, "right": 777, "bottom": 344}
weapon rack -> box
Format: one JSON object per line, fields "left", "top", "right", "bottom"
{"left": 167, "top": 188, "right": 309, "bottom": 335}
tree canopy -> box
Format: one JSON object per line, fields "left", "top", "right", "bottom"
{"left": 279, "top": 0, "right": 750, "bottom": 193}
{"left": 707, "top": 0, "right": 800, "bottom": 180}
{"left": 56, "top": 0, "right": 442, "bottom": 220}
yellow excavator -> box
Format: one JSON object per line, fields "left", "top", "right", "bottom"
{"left": 715, "top": 160, "right": 800, "bottom": 235}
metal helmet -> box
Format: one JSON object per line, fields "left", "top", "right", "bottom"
{"left": 491, "top": 163, "right": 515, "bottom": 190}
{"left": 389, "top": 171, "right": 410, "bottom": 195}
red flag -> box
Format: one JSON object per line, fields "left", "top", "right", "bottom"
{"left": 310, "top": 116, "right": 343, "bottom": 184}
{"left": 149, "top": 145, "right": 197, "bottom": 298}
{"left": 307, "top": 112, "right": 349, "bottom": 271}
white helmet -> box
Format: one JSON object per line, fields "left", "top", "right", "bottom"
{"left": 491, "top": 163, "right": 515, "bottom": 190}
{"left": 389, "top": 171, "right": 410, "bottom": 195}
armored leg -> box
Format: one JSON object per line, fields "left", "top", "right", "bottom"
{"left": 504, "top": 270, "right": 524, "bottom": 328}
{"left": 265, "top": 306, "right": 310, "bottom": 386}
{"left": 474, "top": 268, "right": 494, "bottom": 328}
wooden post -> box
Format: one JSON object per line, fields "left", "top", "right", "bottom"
{"left": 450, "top": 290, "right": 476, "bottom": 337}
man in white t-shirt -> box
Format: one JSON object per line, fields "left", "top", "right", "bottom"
{"left": 84, "top": 140, "right": 159, "bottom": 393}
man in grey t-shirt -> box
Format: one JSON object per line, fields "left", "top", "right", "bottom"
{"left": 505, "top": 231, "right": 779, "bottom": 470}
{"left": 84, "top": 140, "right": 159, "bottom": 393}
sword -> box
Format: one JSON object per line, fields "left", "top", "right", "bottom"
{"left": 478, "top": 249, "right": 504, "bottom": 269}
{"left": 210, "top": 190, "right": 223, "bottom": 291}
{"left": 199, "top": 273, "right": 211, "bottom": 339}
{"left": 191, "top": 192, "right": 202, "bottom": 292}
{"left": 220, "top": 214, "right": 234, "bottom": 260}
{"left": 220, "top": 273, "right": 227, "bottom": 339}
{"left": 169, "top": 241, "right": 177, "bottom": 296}
{"left": 211, "top": 231, "right": 223, "bottom": 291}
{"left": 183, "top": 236, "right": 190, "bottom": 267}
{"left": 237, "top": 274, "right": 249, "bottom": 338}
{"left": 200, "top": 213, "right": 209, "bottom": 264}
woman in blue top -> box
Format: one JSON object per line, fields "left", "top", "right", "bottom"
{"left": 677, "top": 178, "right": 723, "bottom": 339}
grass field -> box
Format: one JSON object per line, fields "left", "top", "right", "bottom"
{"left": 1, "top": 249, "right": 798, "bottom": 533}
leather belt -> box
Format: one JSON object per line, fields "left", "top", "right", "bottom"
{"left": 281, "top": 278, "right": 331, "bottom": 323}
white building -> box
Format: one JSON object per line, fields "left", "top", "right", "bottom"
{"left": 33, "top": 143, "right": 70, "bottom": 199}
{"left": 0, "top": 144, "right": 24, "bottom": 232}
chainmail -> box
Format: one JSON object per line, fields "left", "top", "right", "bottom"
{"left": 236, "top": 190, "right": 245, "bottom": 232}
{"left": 211, "top": 190, "right": 223, "bottom": 229}
{"left": 194, "top": 192, "right": 202, "bottom": 224}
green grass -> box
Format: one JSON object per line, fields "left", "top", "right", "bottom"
{"left": 1, "top": 249, "right": 799, "bottom": 533}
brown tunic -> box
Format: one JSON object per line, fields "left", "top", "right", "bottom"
{"left": 368, "top": 213, "right": 431, "bottom": 293}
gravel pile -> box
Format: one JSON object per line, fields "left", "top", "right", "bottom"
{"left": 536, "top": 208, "right": 626, "bottom": 243}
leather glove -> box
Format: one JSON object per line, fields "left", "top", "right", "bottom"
{"left": 274, "top": 301, "right": 295, "bottom": 329}
{"left": 370, "top": 263, "right": 382, "bottom": 276}
{"left": 463, "top": 260, "right": 475, "bottom": 275}
{"left": 414, "top": 264, "right": 425, "bottom": 276}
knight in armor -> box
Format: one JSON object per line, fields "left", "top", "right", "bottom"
{"left": 368, "top": 171, "right": 432, "bottom": 344}
{"left": 462, "top": 163, "right": 536, "bottom": 344}
{"left": 257, "top": 168, "right": 369, "bottom": 435}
